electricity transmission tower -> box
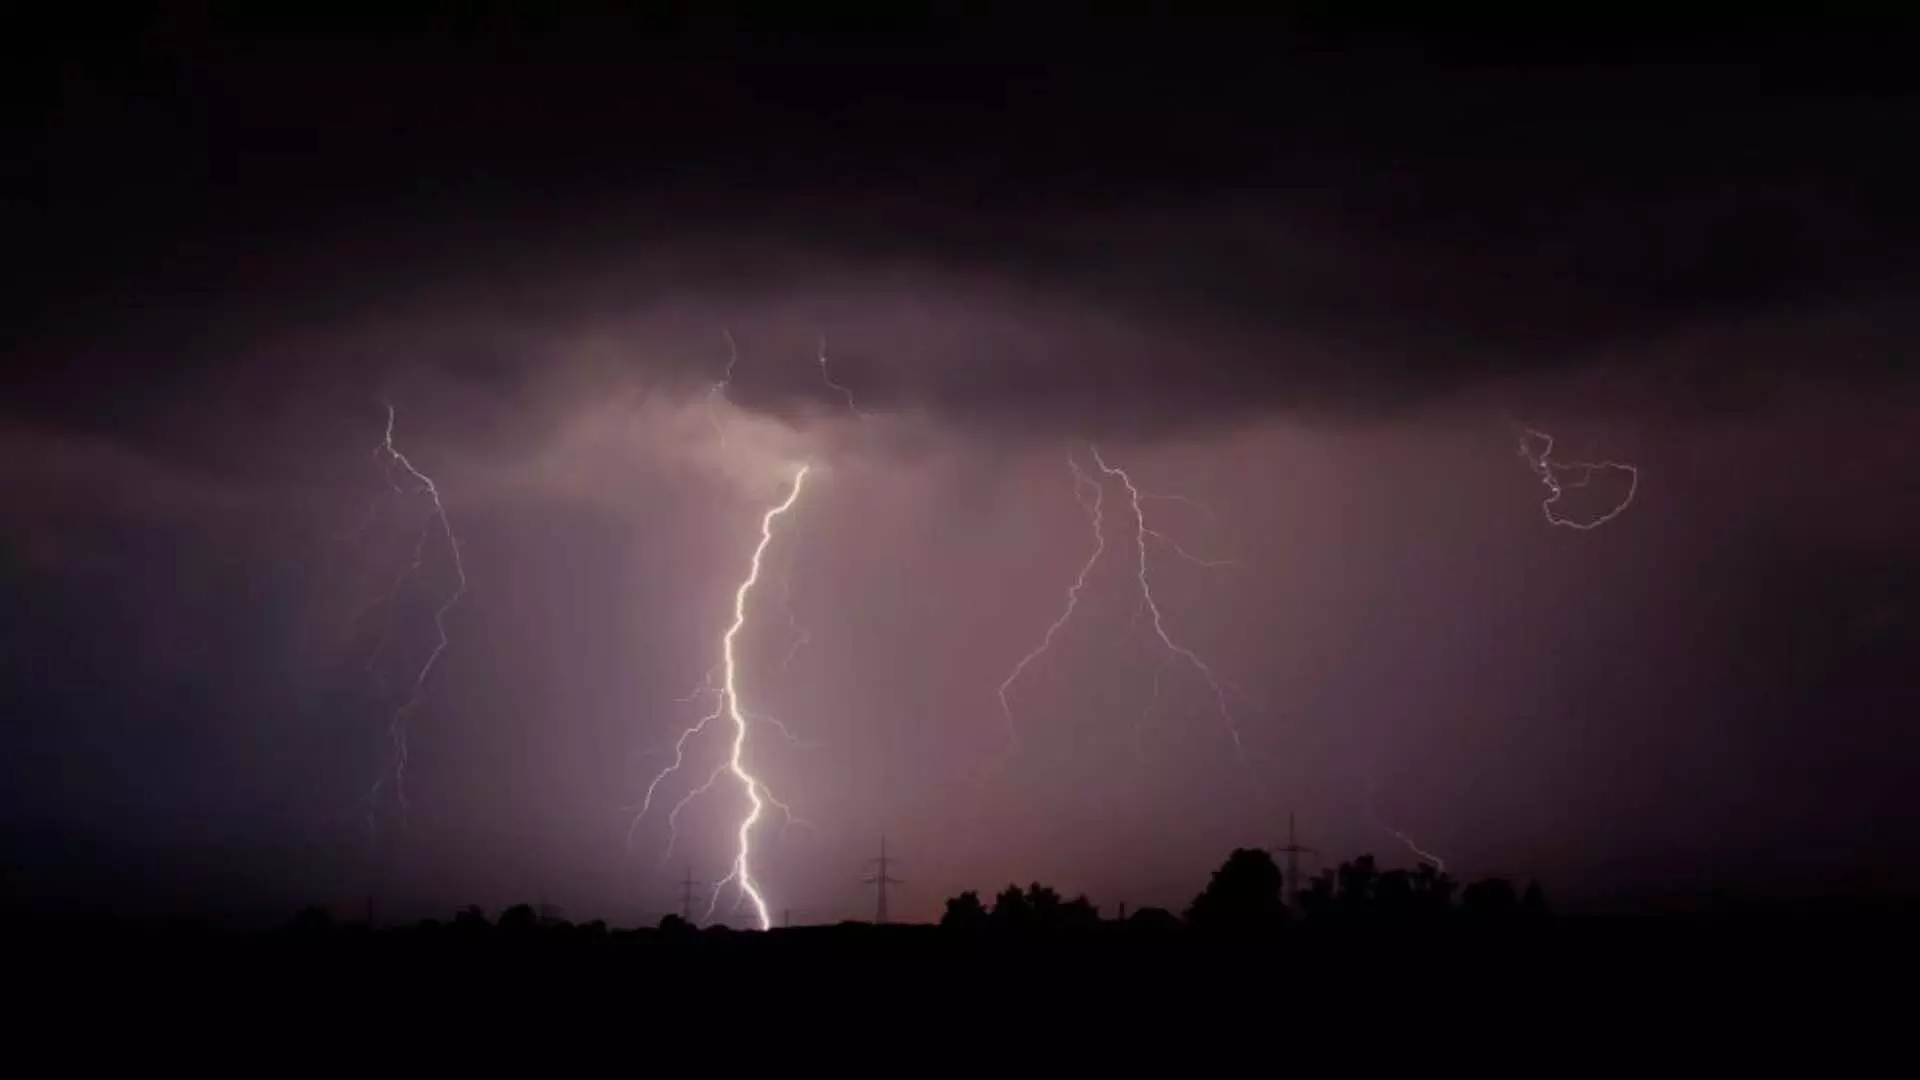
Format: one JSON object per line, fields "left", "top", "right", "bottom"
{"left": 863, "top": 836, "right": 903, "bottom": 924}
{"left": 1272, "top": 811, "right": 1318, "bottom": 908}
{"left": 675, "top": 865, "right": 705, "bottom": 924}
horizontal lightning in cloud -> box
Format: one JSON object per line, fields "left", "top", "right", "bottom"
{"left": 1518, "top": 425, "right": 1639, "bottom": 530}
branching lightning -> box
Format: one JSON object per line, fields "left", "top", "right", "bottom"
{"left": 627, "top": 332, "right": 865, "bottom": 924}
{"left": 633, "top": 466, "right": 813, "bottom": 930}
{"left": 364, "top": 402, "right": 467, "bottom": 825}
{"left": 997, "top": 454, "right": 1107, "bottom": 749}
{"left": 1517, "top": 425, "right": 1639, "bottom": 530}
{"left": 995, "top": 444, "right": 1243, "bottom": 759}
{"left": 1094, "top": 447, "right": 1244, "bottom": 760}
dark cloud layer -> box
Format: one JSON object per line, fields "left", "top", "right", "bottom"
{"left": 8, "top": 26, "right": 1920, "bottom": 453}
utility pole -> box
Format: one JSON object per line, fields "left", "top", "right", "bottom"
{"left": 863, "top": 836, "right": 903, "bottom": 924}
{"left": 676, "top": 865, "right": 705, "bottom": 924}
{"left": 1273, "top": 811, "right": 1318, "bottom": 909}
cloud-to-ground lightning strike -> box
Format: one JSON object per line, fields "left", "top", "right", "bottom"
{"left": 997, "top": 454, "right": 1107, "bottom": 749}
{"left": 635, "top": 466, "right": 813, "bottom": 930}
{"left": 365, "top": 402, "right": 467, "bottom": 825}
{"left": 1517, "top": 425, "right": 1640, "bottom": 530}
{"left": 630, "top": 332, "right": 865, "bottom": 920}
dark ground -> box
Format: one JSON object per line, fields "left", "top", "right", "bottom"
{"left": 9, "top": 914, "right": 1910, "bottom": 1054}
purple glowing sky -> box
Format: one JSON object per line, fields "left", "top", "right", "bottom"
{"left": 4, "top": 26, "right": 1918, "bottom": 923}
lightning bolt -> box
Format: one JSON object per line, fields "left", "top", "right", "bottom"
{"left": 994, "top": 445, "right": 1243, "bottom": 758}
{"left": 1092, "top": 447, "right": 1244, "bottom": 760}
{"left": 1364, "top": 779, "right": 1446, "bottom": 872}
{"left": 1517, "top": 425, "right": 1639, "bottom": 530}
{"left": 633, "top": 465, "right": 812, "bottom": 930}
{"left": 628, "top": 333, "right": 857, "bottom": 915}
{"left": 777, "top": 565, "right": 813, "bottom": 672}
{"left": 1382, "top": 826, "right": 1447, "bottom": 874}
{"left": 365, "top": 401, "right": 467, "bottom": 825}
{"left": 997, "top": 453, "right": 1106, "bottom": 749}
{"left": 817, "top": 334, "right": 867, "bottom": 420}
{"left": 707, "top": 328, "right": 741, "bottom": 446}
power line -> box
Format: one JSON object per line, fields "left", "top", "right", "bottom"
{"left": 862, "top": 836, "right": 903, "bottom": 925}
{"left": 1272, "top": 811, "right": 1318, "bottom": 909}
{"left": 675, "top": 865, "right": 705, "bottom": 924}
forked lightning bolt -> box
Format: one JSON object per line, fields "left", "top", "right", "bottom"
{"left": 1517, "top": 425, "right": 1639, "bottom": 530}
{"left": 1094, "top": 448, "right": 1243, "bottom": 759}
{"left": 366, "top": 402, "right": 467, "bottom": 823}
{"left": 634, "top": 465, "right": 812, "bottom": 930}
{"left": 997, "top": 455, "right": 1106, "bottom": 749}
{"left": 996, "top": 445, "right": 1242, "bottom": 758}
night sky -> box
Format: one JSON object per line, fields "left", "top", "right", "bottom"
{"left": 5, "top": 12, "right": 1919, "bottom": 925}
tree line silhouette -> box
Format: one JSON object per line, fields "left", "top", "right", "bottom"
{"left": 261, "top": 847, "right": 1549, "bottom": 944}
{"left": 939, "top": 849, "right": 1549, "bottom": 936}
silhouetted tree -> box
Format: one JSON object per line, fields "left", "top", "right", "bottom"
{"left": 658, "top": 913, "right": 693, "bottom": 935}
{"left": 453, "top": 905, "right": 491, "bottom": 933}
{"left": 1186, "top": 848, "right": 1286, "bottom": 933}
{"left": 498, "top": 903, "right": 539, "bottom": 934}
{"left": 1375, "top": 868, "right": 1416, "bottom": 919}
{"left": 1298, "top": 869, "right": 1337, "bottom": 922}
{"left": 1460, "top": 877, "right": 1519, "bottom": 921}
{"left": 1412, "top": 862, "right": 1457, "bottom": 916}
{"left": 988, "top": 882, "right": 1087, "bottom": 932}
{"left": 1060, "top": 893, "right": 1100, "bottom": 929}
{"left": 1522, "top": 881, "right": 1551, "bottom": 920}
{"left": 1126, "top": 906, "right": 1181, "bottom": 935}
{"left": 1337, "top": 855, "right": 1379, "bottom": 914}
{"left": 941, "top": 890, "right": 988, "bottom": 930}
{"left": 990, "top": 883, "right": 1031, "bottom": 930}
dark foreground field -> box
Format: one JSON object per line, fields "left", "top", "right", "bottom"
{"left": 9, "top": 914, "right": 1910, "bottom": 1051}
